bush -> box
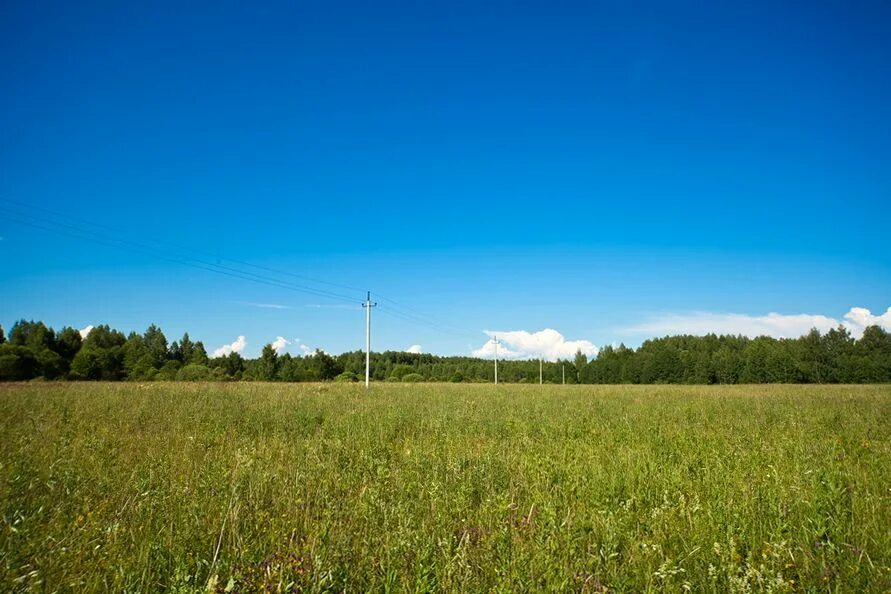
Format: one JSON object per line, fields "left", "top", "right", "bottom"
{"left": 401, "top": 373, "right": 424, "bottom": 383}
{"left": 175, "top": 364, "right": 212, "bottom": 381}
{"left": 155, "top": 360, "right": 182, "bottom": 381}
{"left": 390, "top": 364, "right": 414, "bottom": 380}
{"left": 0, "top": 345, "right": 41, "bottom": 381}
{"left": 449, "top": 371, "right": 464, "bottom": 383}
{"left": 333, "top": 372, "right": 358, "bottom": 383}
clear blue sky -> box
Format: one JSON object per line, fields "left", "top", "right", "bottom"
{"left": 1, "top": 0, "right": 889, "bottom": 358}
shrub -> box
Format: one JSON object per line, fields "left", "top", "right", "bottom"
{"left": 333, "top": 372, "right": 358, "bottom": 383}
{"left": 175, "top": 364, "right": 212, "bottom": 381}
{"left": 0, "top": 345, "right": 41, "bottom": 381}
{"left": 401, "top": 373, "right": 424, "bottom": 383}
{"left": 390, "top": 364, "right": 414, "bottom": 380}
{"left": 155, "top": 360, "right": 182, "bottom": 381}
{"left": 450, "top": 371, "right": 464, "bottom": 383}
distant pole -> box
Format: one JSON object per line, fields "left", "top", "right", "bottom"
{"left": 562, "top": 364, "right": 565, "bottom": 385}
{"left": 494, "top": 336, "right": 499, "bottom": 385}
{"left": 363, "top": 291, "right": 377, "bottom": 388}
{"left": 539, "top": 359, "right": 543, "bottom": 385}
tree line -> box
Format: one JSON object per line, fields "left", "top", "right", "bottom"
{"left": 0, "top": 320, "right": 889, "bottom": 384}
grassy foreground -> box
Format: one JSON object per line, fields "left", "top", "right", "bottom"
{"left": 1, "top": 383, "right": 889, "bottom": 593}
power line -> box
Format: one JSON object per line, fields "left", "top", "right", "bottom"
{"left": 0, "top": 197, "right": 366, "bottom": 298}
{"left": 0, "top": 206, "right": 362, "bottom": 305}
{"left": 374, "top": 292, "right": 481, "bottom": 340}
{"left": 1, "top": 197, "right": 491, "bottom": 354}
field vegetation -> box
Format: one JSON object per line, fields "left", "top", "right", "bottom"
{"left": 1, "top": 382, "right": 889, "bottom": 592}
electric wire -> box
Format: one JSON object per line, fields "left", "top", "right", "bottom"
{"left": 1, "top": 197, "right": 486, "bottom": 342}
{"left": 0, "top": 206, "right": 362, "bottom": 305}
{"left": 0, "top": 197, "right": 366, "bottom": 296}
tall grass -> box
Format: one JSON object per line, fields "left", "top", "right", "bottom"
{"left": 1, "top": 383, "right": 889, "bottom": 592}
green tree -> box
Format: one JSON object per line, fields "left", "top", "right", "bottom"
{"left": 190, "top": 341, "right": 209, "bottom": 365}
{"left": 83, "top": 325, "right": 126, "bottom": 350}
{"left": 70, "top": 346, "right": 124, "bottom": 380}
{"left": 123, "top": 333, "right": 157, "bottom": 380}
{"left": 209, "top": 352, "right": 245, "bottom": 377}
{"left": 9, "top": 320, "right": 56, "bottom": 351}
{"left": 0, "top": 345, "right": 41, "bottom": 380}
{"left": 55, "top": 327, "right": 83, "bottom": 368}
{"left": 170, "top": 333, "right": 206, "bottom": 365}
{"left": 305, "top": 350, "right": 341, "bottom": 381}
{"left": 142, "top": 324, "right": 168, "bottom": 368}
{"left": 256, "top": 344, "right": 280, "bottom": 381}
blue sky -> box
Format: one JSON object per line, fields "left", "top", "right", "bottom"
{"left": 1, "top": 0, "right": 890, "bottom": 359}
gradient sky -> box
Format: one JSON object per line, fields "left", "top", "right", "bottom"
{"left": 1, "top": 0, "right": 890, "bottom": 359}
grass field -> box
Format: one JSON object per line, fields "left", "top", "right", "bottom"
{"left": 1, "top": 383, "right": 889, "bottom": 592}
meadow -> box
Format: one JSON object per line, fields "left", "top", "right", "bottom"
{"left": 0, "top": 383, "right": 889, "bottom": 593}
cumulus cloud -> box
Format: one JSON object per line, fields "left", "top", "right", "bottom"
{"left": 79, "top": 325, "right": 94, "bottom": 339}
{"left": 212, "top": 335, "right": 247, "bottom": 357}
{"left": 270, "top": 336, "right": 290, "bottom": 353}
{"left": 623, "top": 307, "right": 891, "bottom": 339}
{"left": 843, "top": 307, "right": 891, "bottom": 335}
{"left": 405, "top": 344, "right": 423, "bottom": 354}
{"left": 299, "top": 344, "right": 329, "bottom": 356}
{"left": 472, "top": 329, "right": 598, "bottom": 361}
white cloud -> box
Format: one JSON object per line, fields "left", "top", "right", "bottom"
{"left": 270, "top": 336, "right": 290, "bottom": 353}
{"left": 299, "top": 344, "right": 329, "bottom": 356}
{"left": 472, "top": 329, "right": 598, "bottom": 361}
{"left": 623, "top": 307, "right": 891, "bottom": 339}
{"left": 843, "top": 307, "right": 891, "bottom": 336}
{"left": 405, "top": 344, "right": 423, "bottom": 354}
{"left": 79, "top": 325, "right": 94, "bottom": 339}
{"left": 212, "top": 335, "right": 247, "bottom": 357}
{"left": 243, "top": 302, "right": 291, "bottom": 310}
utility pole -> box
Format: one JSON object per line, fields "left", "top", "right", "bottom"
{"left": 363, "top": 291, "right": 377, "bottom": 388}
{"left": 493, "top": 336, "right": 499, "bottom": 385}
{"left": 539, "top": 358, "right": 543, "bottom": 385}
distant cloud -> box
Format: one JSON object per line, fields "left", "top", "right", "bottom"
{"left": 270, "top": 336, "right": 290, "bottom": 353}
{"left": 622, "top": 307, "right": 891, "bottom": 339}
{"left": 405, "top": 344, "right": 423, "bottom": 354}
{"left": 212, "top": 335, "right": 247, "bottom": 357}
{"left": 299, "top": 343, "right": 328, "bottom": 356}
{"left": 241, "top": 302, "right": 291, "bottom": 309}
{"left": 79, "top": 325, "right": 94, "bottom": 339}
{"left": 473, "top": 329, "right": 598, "bottom": 361}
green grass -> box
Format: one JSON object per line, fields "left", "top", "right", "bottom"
{"left": 1, "top": 383, "right": 889, "bottom": 592}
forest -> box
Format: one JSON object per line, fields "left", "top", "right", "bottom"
{"left": 0, "top": 319, "right": 889, "bottom": 384}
